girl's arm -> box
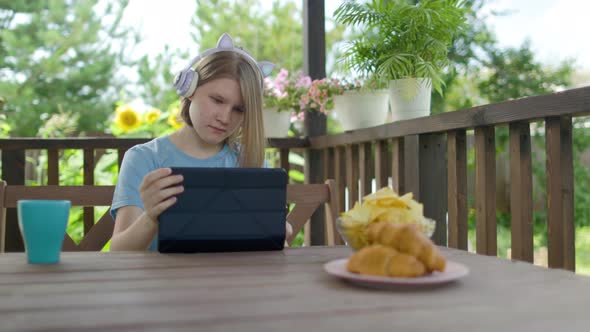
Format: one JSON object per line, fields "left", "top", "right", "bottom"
{"left": 110, "top": 168, "right": 184, "bottom": 251}
{"left": 110, "top": 206, "right": 157, "bottom": 251}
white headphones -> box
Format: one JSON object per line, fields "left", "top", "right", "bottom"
{"left": 173, "top": 33, "right": 275, "bottom": 98}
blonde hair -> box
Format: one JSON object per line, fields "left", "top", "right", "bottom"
{"left": 179, "top": 51, "right": 266, "bottom": 168}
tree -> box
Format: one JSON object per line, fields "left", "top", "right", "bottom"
{"left": 429, "top": 0, "right": 495, "bottom": 113}
{"left": 0, "top": 0, "right": 139, "bottom": 137}
{"left": 132, "top": 0, "right": 346, "bottom": 138}
{"left": 135, "top": 46, "right": 185, "bottom": 113}
{"left": 190, "top": 0, "right": 345, "bottom": 74}
{"left": 428, "top": 0, "right": 574, "bottom": 114}
{"left": 477, "top": 40, "right": 574, "bottom": 103}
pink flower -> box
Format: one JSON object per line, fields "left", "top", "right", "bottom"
{"left": 263, "top": 68, "right": 346, "bottom": 117}
{"left": 295, "top": 73, "right": 311, "bottom": 88}
{"left": 273, "top": 87, "right": 287, "bottom": 99}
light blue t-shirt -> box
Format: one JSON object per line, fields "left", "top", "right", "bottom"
{"left": 111, "top": 135, "right": 240, "bottom": 250}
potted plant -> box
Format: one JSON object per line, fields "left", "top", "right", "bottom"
{"left": 262, "top": 69, "right": 312, "bottom": 137}
{"left": 334, "top": 0, "right": 467, "bottom": 121}
{"left": 297, "top": 77, "right": 345, "bottom": 135}
{"left": 332, "top": 77, "right": 389, "bottom": 131}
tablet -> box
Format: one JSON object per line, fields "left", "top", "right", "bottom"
{"left": 158, "top": 167, "right": 288, "bottom": 253}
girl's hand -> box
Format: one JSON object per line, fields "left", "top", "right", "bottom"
{"left": 139, "top": 168, "right": 184, "bottom": 223}
{"left": 286, "top": 221, "right": 293, "bottom": 239}
{"left": 284, "top": 221, "right": 293, "bottom": 247}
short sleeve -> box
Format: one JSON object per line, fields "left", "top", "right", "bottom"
{"left": 110, "top": 147, "right": 156, "bottom": 221}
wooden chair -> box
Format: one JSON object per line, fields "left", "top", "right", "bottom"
{"left": 286, "top": 179, "right": 341, "bottom": 246}
{"left": 0, "top": 179, "right": 342, "bottom": 251}
{"left": 0, "top": 181, "right": 115, "bottom": 252}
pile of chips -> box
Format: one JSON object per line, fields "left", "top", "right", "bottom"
{"left": 338, "top": 187, "right": 434, "bottom": 250}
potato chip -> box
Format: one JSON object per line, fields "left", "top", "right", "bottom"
{"left": 341, "top": 202, "right": 371, "bottom": 224}
{"left": 399, "top": 193, "right": 423, "bottom": 217}
{"left": 375, "top": 198, "right": 408, "bottom": 209}
{"left": 363, "top": 187, "right": 409, "bottom": 209}
{"left": 362, "top": 187, "right": 398, "bottom": 202}
{"left": 338, "top": 186, "right": 430, "bottom": 251}
{"left": 375, "top": 208, "right": 417, "bottom": 224}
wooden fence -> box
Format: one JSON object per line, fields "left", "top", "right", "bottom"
{"left": 1, "top": 86, "right": 590, "bottom": 271}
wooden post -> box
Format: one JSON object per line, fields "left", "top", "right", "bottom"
{"left": 404, "top": 135, "right": 420, "bottom": 200}
{"left": 419, "top": 133, "right": 448, "bottom": 246}
{"left": 447, "top": 130, "right": 468, "bottom": 250}
{"left": 1, "top": 150, "right": 25, "bottom": 251}
{"left": 509, "top": 122, "right": 534, "bottom": 263}
{"left": 374, "top": 140, "right": 388, "bottom": 189}
{"left": 546, "top": 117, "right": 574, "bottom": 271}
{"left": 334, "top": 146, "right": 346, "bottom": 214}
{"left": 303, "top": 0, "right": 327, "bottom": 245}
{"left": 391, "top": 137, "right": 405, "bottom": 195}
{"left": 475, "top": 126, "right": 497, "bottom": 256}
{"left": 359, "top": 143, "right": 372, "bottom": 196}
{"left": 83, "top": 149, "right": 95, "bottom": 235}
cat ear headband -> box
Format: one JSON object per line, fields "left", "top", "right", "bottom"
{"left": 173, "top": 33, "right": 275, "bottom": 98}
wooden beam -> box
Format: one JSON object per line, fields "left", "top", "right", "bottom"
{"left": 302, "top": 1, "right": 327, "bottom": 245}
{"left": 475, "top": 126, "right": 497, "bottom": 256}
{"left": 419, "top": 133, "right": 448, "bottom": 246}
{"left": 546, "top": 117, "right": 575, "bottom": 271}
{"left": 447, "top": 130, "right": 468, "bottom": 250}
{"left": 1, "top": 150, "right": 25, "bottom": 252}
{"left": 303, "top": 0, "right": 325, "bottom": 80}
{"left": 509, "top": 122, "right": 533, "bottom": 263}
{"left": 308, "top": 86, "right": 590, "bottom": 149}
{"left": 391, "top": 137, "right": 405, "bottom": 194}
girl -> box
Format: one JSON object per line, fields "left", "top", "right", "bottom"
{"left": 110, "top": 33, "right": 291, "bottom": 251}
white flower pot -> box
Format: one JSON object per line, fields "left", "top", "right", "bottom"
{"left": 333, "top": 90, "right": 389, "bottom": 131}
{"left": 262, "top": 107, "right": 291, "bottom": 137}
{"left": 388, "top": 78, "right": 432, "bottom": 121}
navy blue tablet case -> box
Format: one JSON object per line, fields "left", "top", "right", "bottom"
{"left": 158, "top": 167, "right": 288, "bottom": 253}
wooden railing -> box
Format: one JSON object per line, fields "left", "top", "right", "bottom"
{"left": 0, "top": 137, "right": 307, "bottom": 251}
{"left": 1, "top": 86, "right": 589, "bottom": 271}
{"left": 304, "top": 86, "right": 590, "bottom": 271}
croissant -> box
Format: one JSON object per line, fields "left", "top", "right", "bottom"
{"left": 366, "top": 222, "right": 446, "bottom": 272}
{"left": 347, "top": 244, "right": 427, "bottom": 278}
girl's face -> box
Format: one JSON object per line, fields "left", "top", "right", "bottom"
{"left": 188, "top": 77, "right": 244, "bottom": 146}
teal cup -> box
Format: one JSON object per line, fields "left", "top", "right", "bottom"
{"left": 17, "top": 200, "right": 71, "bottom": 264}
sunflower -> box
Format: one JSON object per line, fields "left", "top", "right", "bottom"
{"left": 167, "top": 108, "right": 183, "bottom": 129}
{"left": 114, "top": 104, "right": 141, "bottom": 131}
{"left": 144, "top": 108, "right": 161, "bottom": 125}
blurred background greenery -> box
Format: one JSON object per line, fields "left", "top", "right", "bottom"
{"left": 0, "top": 0, "right": 588, "bottom": 271}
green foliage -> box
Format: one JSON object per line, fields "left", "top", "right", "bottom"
{"left": 0, "top": 0, "right": 139, "bottom": 137}
{"left": 0, "top": 113, "right": 11, "bottom": 137}
{"left": 477, "top": 40, "right": 575, "bottom": 102}
{"left": 334, "top": 0, "right": 467, "bottom": 94}
{"left": 465, "top": 120, "right": 590, "bottom": 272}
{"left": 429, "top": 0, "right": 495, "bottom": 113}
{"left": 291, "top": 229, "right": 305, "bottom": 247}
{"left": 193, "top": 0, "right": 303, "bottom": 71}
{"left": 436, "top": 1, "right": 587, "bottom": 259}
{"left": 430, "top": 1, "right": 574, "bottom": 114}
{"left": 576, "top": 227, "right": 590, "bottom": 275}
{"left": 467, "top": 213, "right": 590, "bottom": 275}
{"left": 190, "top": 0, "right": 345, "bottom": 74}
{"left": 136, "top": 46, "right": 185, "bottom": 113}
{"left": 466, "top": 122, "right": 589, "bottom": 228}
{"left": 525, "top": 120, "right": 590, "bottom": 229}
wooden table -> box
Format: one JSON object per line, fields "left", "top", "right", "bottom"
{"left": 1, "top": 246, "right": 589, "bottom": 331}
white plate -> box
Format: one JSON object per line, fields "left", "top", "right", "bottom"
{"left": 324, "top": 258, "right": 469, "bottom": 288}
